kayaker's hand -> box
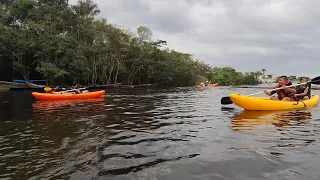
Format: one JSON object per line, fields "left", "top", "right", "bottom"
{"left": 281, "top": 85, "right": 286, "bottom": 89}
{"left": 264, "top": 90, "right": 270, "bottom": 96}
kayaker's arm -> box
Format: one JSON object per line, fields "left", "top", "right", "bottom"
{"left": 265, "top": 88, "right": 279, "bottom": 96}
{"left": 286, "top": 87, "right": 297, "bottom": 94}
{"left": 264, "top": 90, "right": 271, "bottom": 96}
{"left": 295, "top": 86, "right": 309, "bottom": 97}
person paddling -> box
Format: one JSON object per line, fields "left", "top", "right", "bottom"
{"left": 264, "top": 75, "right": 297, "bottom": 101}
{"left": 294, "top": 77, "right": 311, "bottom": 100}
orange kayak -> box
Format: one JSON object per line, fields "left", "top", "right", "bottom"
{"left": 32, "top": 90, "right": 106, "bottom": 101}
{"left": 197, "top": 83, "right": 218, "bottom": 88}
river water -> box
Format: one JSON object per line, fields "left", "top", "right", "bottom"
{"left": 0, "top": 87, "right": 319, "bottom": 180}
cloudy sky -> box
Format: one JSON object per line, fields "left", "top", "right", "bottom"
{"left": 70, "top": 0, "right": 320, "bottom": 78}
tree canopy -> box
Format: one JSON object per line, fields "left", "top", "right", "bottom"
{"left": 207, "top": 67, "right": 262, "bottom": 86}
{"left": 0, "top": 0, "right": 262, "bottom": 86}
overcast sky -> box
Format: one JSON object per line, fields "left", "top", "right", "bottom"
{"left": 70, "top": 0, "right": 320, "bottom": 78}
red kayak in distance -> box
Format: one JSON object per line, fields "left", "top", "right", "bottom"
{"left": 197, "top": 83, "right": 218, "bottom": 88}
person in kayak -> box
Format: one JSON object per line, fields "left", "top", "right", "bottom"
{"left": 71, "top": 83, "right": 82, "bottom": 94}
{"left": 264, "top": 75, "right": 297, "bottom": 101}
{"left": 199, "top": 81, "right": 205, "bottom": 87}
{"left": 294, "top": 77, "right": 311, "bottom": 100}
{"left": 205, "top": 81, "right": 209, "bottom": 86}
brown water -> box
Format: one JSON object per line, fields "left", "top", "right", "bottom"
{"left": 0, "top": 87, "right": 319, "bottom": 180}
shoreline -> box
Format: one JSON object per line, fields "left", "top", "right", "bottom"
{"left": 0, "top": 81, "right": 30, "bottom": 90}
{"left": 1, "top": 81, "right": 320, "bottom": 91}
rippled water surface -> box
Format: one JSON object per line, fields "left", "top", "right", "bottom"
{"left": 0, "top": 87, "right": 320, "bottom": 180}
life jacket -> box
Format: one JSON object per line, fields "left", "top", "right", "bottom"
{"left": 274, "top": 80, "right": 296, "bottom": 100}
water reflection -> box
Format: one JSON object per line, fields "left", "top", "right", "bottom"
{"left": 32, "top": 98, "right": 106, "bottom": 119}
{"left": 0, "top": 88, "right": 320, "bottom": 180}
{"left": 0, "top": 97, "right": 108, "bottom": 180}
{"left": 232, "top": 109, "right": 313, "bottom": 131}
{"left": 92, "top": 91, "right": 203, "bottom": 178}
{"left": 0, "top": 91, "right": 34, "bottom": 121}
{"left": 232, "top": 109, "right": 316, "bottom": 148}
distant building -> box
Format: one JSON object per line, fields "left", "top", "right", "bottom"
{"left": 266, "top": 74, "right": 273, "bottom": 79}
{"left": 259, "top": 74, "right": 276, "bottom": 83}
{"left": 289, "top": 76, "right": 297, "bottom": 81}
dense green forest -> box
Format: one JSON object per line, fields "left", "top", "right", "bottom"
{"left": 208, "top": 67, "right": 262, "bottom": 86}
{"left": 0, "top": 0, "right": 262, "bottom": 86}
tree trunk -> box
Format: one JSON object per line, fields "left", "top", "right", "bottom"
{"left": 107, "top": 66, "right": 113, "bottom": 84}
{"left": 114, "top": 60, "right": 119, "bottom": 84}
{"left": 104, "top": 66, "right": 108, "bottom": 85}
{"left": 128, "top": 68, "right": 135, "bottom": 85}
{"left": 91, "top": 55, "right": 98, "bottom": 85}
{"left": 130, "top": 66, "right": 143, "bottom": 85}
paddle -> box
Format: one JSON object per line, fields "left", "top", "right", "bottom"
{"left": 221, "top": 76, "right": 320, "bottom": 105}
{"left": 54, "top": 87, "right": 87, "bottom": 94}
{"left": 44, "top": 86, "right": 88, "bottom": 93}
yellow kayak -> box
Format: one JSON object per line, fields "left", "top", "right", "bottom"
{"left": 229, "top": 93, "right": 319, "bottom": 111}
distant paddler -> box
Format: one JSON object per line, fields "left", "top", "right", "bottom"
{"left": 204, "top": 81, "right": 211, "bottom": 86}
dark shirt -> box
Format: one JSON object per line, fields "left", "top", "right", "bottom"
{"left": 296, "top": 82, "right": 311, "bottom": 98}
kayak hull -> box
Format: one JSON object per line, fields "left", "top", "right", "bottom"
{"left": 32, "top": 90, "right": 106, "bottom": 101}
{"left": 198, "top": 83, "right": 218, "bottom": 88}
{"left": 230, "top": 93, "right": 319, "bottom": 111}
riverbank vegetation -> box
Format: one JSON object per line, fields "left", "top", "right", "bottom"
{"left": 207, "top": 67, "right": 262, "bottom": 86}
{"left": 0, "top": 0, "right": 262, "bottom": 86}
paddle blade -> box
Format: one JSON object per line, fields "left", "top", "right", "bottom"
{"left": 311, "top": 76, "right": 320, "bottom": 85}
{"left": 221, "top": 96, "right": 233, "bottom": 105}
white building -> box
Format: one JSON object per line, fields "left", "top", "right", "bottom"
{"left": 259, "top": 74, "right": 276, "bottom": 83}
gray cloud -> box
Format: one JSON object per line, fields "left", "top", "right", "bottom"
{"left": 92, "top": 0, "right": 198, "bottom": 34}
{"left": 70, "top": 0, "right": 320, "bottom": 77}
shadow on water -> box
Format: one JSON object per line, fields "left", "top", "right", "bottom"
{"left": 0, "top": 88, "right": 320, "bottom": 180}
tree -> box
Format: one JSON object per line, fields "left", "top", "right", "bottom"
{"left": 0, "top": 0, "right": 263, "bottom": 87}
{"left": 208, "top": 67, "right": 262, "bottom": 86}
